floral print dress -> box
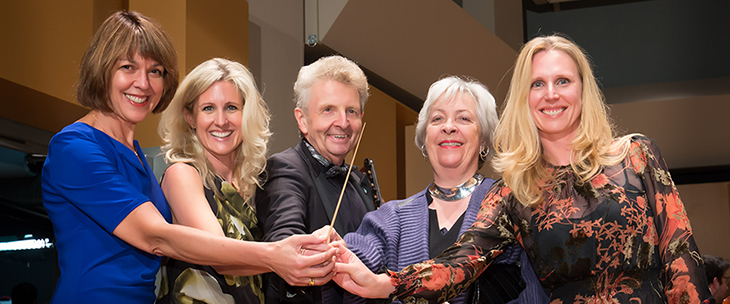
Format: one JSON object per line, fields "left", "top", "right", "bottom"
{"left": 388, "top": 137, "right": 712, "bottom": 304}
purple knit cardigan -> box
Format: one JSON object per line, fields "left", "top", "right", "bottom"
{"left": 343, "top": 179, "right": 548, "bottom": 304}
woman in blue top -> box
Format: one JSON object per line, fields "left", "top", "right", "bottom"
{"left": 42, "top": 11, "right": 338, "bottom": 304}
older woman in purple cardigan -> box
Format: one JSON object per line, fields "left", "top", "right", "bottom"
{"left": 342, "top": 76, "right": 548, "bottom": 304}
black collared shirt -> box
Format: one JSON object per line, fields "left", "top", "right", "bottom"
{"left": 302, "top": 139, "right": 370, "bottom": 235}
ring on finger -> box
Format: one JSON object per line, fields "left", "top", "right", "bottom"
{"left": 308, "top": 278, "right": 315, "bottom": 286}
{"left": 301, "top": 248, "right": 306, "bottom": 255}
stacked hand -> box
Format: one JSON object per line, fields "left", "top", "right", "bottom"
{"left": 268, "top": 232, "right": 335, "bottom": 286}
{"left": 331, "top": 243, "right": 393, "bottom": 299}
{"left": 273, "top": 226, "right": 344, "bottom": 287}
{"left": 272, "top": 225, "right": 392, "bottom": 298}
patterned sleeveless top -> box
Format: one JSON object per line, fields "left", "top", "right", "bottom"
{"left": 157, "top": 176, "right": 264, "bottom": 304}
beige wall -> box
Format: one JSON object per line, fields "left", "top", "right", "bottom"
{"left": 184, "top": 2, "right": 249, "bottom": 70}
{"left": 405, "top": 125, "right": 431, "bottom": 197}
{"left": 463, "top": 0, "right": 496, "bottom": 34}
{"left": 610, "top": 94, "right": 730, "bottom": 169}
{"left": 0, "top": 1, "right": 98, "bottom": 104}
{"left": 248, "top": 0, "right": 305, "bottom": 155}
{"left": 305, "top": 0, "right": 349, "bottom": 43}
{"left": 1, "top": 1, "right": 248, "bottom": 148}
{"left": 322, "top": 0, "right": 518, "bottom": 108}
{"left": 678, "top": 182, "right": 730, "bottom": 259}
{"left": 131, "top": 1, "right": 249, "bottom": 147}
{"left": 0, "top": 1, "right": 112, "bottom": 135}
{"left": 494, "top": 0, "right": 524, "bottom": 52}
{"left": 347, "top": 87, "right": 399, "bottom": 202}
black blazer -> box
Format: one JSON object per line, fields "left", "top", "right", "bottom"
{"left": 255, "top": 140, "right": 375, "bottom": 304}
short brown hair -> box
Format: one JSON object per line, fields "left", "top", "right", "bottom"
{"left": 76, "top": 10, "right": 178, "bottom": 113}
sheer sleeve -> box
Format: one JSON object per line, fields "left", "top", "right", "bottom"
{"left": 387, "top": 183, "right": 519, "bottom": 304}
{"left": 630, "top": 137, "right": 713, "bottom": 303}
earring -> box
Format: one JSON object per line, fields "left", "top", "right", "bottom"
{"left": 479, "top": 146, "right": 489, "bottom": 161}
{"left": 421, "top": 145, "right": 428, "bottom": 159}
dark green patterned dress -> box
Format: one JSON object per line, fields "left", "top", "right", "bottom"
{"left": 157, "top": 176, "right": 264, "bottom": 304}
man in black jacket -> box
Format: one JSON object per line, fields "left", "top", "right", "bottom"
{"left": 256, "top": 55, "right": 375, "bottom": 304}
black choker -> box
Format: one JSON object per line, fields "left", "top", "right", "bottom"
{"left": 428, "top": 173, "right": 484, "bottom": 201}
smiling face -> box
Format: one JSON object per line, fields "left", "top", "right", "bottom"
{"left": 424, "top": 92, "right": 481, "bottom": 179}
{"left": 529, "top": 49, "right": 583, "bottom": 142}
{"left": 295, "top": 79, "right": 363, "bottom": 165}
{"left": 108, "top": 52, "right": 165, "bottom": 124}
{"left": 185, "top": 81, "right": 243, "bottom": 162}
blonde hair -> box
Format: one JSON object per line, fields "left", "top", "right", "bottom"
{"left": 492, "top": 35, "right": 635, "bottom": 207}
{"left": 159, "top": 58, "right": 271, "bottom": 202}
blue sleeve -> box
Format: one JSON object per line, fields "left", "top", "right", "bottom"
{"left": 344, "top": 203, "right": 400, "bottom": 273}
{"left": 514, "top": 250, "right": 550, "bottom": 304}
{"left": 43, "top": 129, "right": 151, "bottom": 234}
{"left": 343, "top": 202, "right": 402, "bottom": 304}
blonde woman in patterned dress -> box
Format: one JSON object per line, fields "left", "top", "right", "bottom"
{"left": 332, "top": 35, "right": 713, "bottom": 304}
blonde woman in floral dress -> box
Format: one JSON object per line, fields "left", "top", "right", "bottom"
{"left": 332, "top": 35, "right": 713, "bottom": 304}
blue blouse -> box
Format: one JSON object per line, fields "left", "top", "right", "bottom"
{"left": 42, "top": 122, "right": 171, "bottom": 303}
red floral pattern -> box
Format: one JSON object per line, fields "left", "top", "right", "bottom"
{"left": 389, "top": 137, "right": 713, "bottom": 304}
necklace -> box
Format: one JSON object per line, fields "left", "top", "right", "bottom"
{"left": 428, "top": 173, "right": 484, "bottom": 201}
{"left": 91, "top": 113, "right": 138, "bottom": 157}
